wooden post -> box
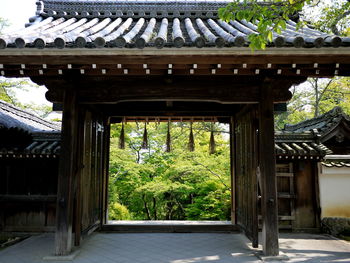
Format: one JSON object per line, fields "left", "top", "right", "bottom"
{"left": 259, "top": 83, "right": 279, "bottom": 256}
{"left": 55, "top": 89, "right": 78, "bottom": 256}
{"left": 229, "top": 117, "right": 236, "bottom": 225}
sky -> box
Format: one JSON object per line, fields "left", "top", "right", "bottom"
{"left": 0, "top": 0, "right": 37, "bottom": 32}
{"left": 0, "top": 0, "right": 51, "bottom": 108}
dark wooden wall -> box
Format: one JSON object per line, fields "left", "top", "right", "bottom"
{"left": 79, "top": 111, "right": 105, "bottom": 235}
{"left": 234, "top": 106, "right": 258, "bottom": 248}
{"left": 0, "top": 158, "right": 58, "bottom": 231}
{"left": 275, "top": 160, "right": 320, "bottom": 231}
{"left": 293, "top": 160, "right": 320, "bottom": 230}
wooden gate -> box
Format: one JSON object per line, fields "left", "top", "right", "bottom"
{"left": 234, "top": 106, "right": 259, "bottom": 248}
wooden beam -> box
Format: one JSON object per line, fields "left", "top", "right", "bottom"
{"left": 55, "top": 88, "right": 79, "bottom": 256}
{"left": 1, "top": 48, "right": 350, "bottom": 64}
{"left": 40, "top": 76, "right": 301, "bottom": 104}
{"left": 259, "top": 82, "right": 279, "bottom": 256}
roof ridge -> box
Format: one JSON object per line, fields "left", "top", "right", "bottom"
{"left": 283, "top": 106, "right": 348, "bottom": 132}
{"left": 0, "top": 100, "right": 60, "bottom": 131}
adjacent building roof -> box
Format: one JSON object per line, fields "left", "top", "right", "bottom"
{"left": 0, "top": 0, "right": 349, "bottom": 50}
{"left": 322, "top": 155, "right": 350, "bottom": 168}
{"left": 0, "top": 100, "right": 61, "bottom": 158}
{"left": 0, "top": 100, "right": 60, "bottom": 132}
{"left": 0, "top": 133, "right": 61, "bottom": 158}
{"left": 283, "top": 107, "right": 350, "bottom": 143}
{"left": 275, "top": 131, "right": 332, "bottom": 160}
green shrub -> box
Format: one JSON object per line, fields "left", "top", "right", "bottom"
{"left": 109, "top": 202, "right": 131, "bottom": 220}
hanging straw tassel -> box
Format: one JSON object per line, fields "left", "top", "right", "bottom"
{"left": 188, "top": 122, "right": 195, "bottom": 152}
{"left": 119, "top": 122, "right": 125, "bottom": 149}
{"left": 142, "top": 123, "right": 148, "bottom": 149}
{"left": 209, "top": 123, "right": 216, "bottom": 154}
{"left": 166, "top": 121, "right": 171, "bottom": 152}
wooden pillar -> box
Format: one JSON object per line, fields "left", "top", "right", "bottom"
{"left": 259, "top": 84, "right": 279, "bottom": 256}
{"left": 55, "top": 89, "right": 79, "bottom": 256}
{"left": 229, "top": 117, "right": 236, "bottom": 224}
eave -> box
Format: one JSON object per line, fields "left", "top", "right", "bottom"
{"left": 1, "top": 47, "right": 350, "bottom": 78}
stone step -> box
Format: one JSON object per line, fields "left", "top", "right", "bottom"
{"left": 101, "top": 221, "right": 239, "bottom": 233}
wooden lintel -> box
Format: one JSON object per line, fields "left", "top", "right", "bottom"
{"left": 2, "top": 68, "right": 348, "bottom": 78}
{"left": 1, "top": 48, "right": 350, "bottom": 64}
{"left": 40, "top": 76, "right": 301, "bottom": 104}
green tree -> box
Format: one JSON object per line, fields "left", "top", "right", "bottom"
{"left": 0, "top": 78, "right": 51, "bottom": 117}
{"left": 219, "top": 0, "right": 350, "bottom": 50}
{"left": 0, "top": 17, "right": 9, "bottom": 35}
{"left": 311, "top": 1, "right": 350, "bottom": 36}
{"left": 108, "top": 122, "right": 231, "bottom": 221}
{"left": 275, "top": 77, "right": 350, "bottom": 129}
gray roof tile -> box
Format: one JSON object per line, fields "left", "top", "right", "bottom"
{"left": 0, "top": 100, "right": 61, "bottom": 133}
{"left": 1, "top": 0, "right": 350, "bottom": 49}
{"left": 283, "top": 107, "right": 350, "bottom": 136}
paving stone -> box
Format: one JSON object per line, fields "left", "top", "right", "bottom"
{"left": 1, "top": 232, "right": 350, "bottom": 263}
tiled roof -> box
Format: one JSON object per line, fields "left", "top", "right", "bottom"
{"left": 322, "top": 161, "right": 350, "bottom": 168}
{"left": 322, "top": 155, "right": 350, "bottom": 168}
{"left": 0, "top": 0, "right": 349, "bottom": 49}
{"left": 283, "top": 107, "right": 350, "bottom": 136}
{"left": 275, "top": 131, "right": 332, "bottom": 160}
{"left": 0, "top": 100, "right": 61, "bottom": 133}
{"left": 0, "top": 132, "right": 61, "bottom": 157}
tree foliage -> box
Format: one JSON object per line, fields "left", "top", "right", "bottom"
{"left": 219, "top": 0, "right": 350, "bottom": 50}
{"left": 310, "top": 1, "right": 350, "bottom": 36}
{"left": 108, "top": 122, "right": 231, "bottom": 221}
{"left": 0, "top": 77, "right": 51, "bottom": 117}
{"left": 0, "top": 17, "right": 9, "bottom": 35}
{"left": 275, "top": 77, "right": 350, "bottom": 129}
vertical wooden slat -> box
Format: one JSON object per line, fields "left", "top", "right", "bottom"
{"left": 74, "top": 108, "right": 86, "bottom": 246}
{"left": 251, "top": 109, "right": 259, "bottom": 248}
{"left": 229, "top": 117, "right": 236, "bottom": 224}
{"left": 289, "top": 163, "right": 296, "bottom": 229}
{"left": 313, "top": 162, "right": 321, "bottom": 229}
{"left": 55, "top": 89, "right": 78, "bottom": 256}
{"left": 97, "top": 120, "right": 104, "bottom": 226}
{"left": 259, "top": 83, "right": 279, "bottom": 256}
{"left": 81, "top": 112, "right": 90, "bottom": 231}
{"left": 234, "top": 106, "right": 259, "bottom": 248}
{"left": 101, "top": 122, "right": 110, "bottom": 225}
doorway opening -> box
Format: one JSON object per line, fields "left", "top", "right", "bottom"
{"left": 107, "top": 118, "right": 232, "bottom": 225}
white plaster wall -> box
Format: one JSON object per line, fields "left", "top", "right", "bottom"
{"left": 319, "top": 165, "right": 350, "bottom": 218}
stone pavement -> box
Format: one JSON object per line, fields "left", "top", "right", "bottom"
{"left": 0, "top": 232, "right": 349, "bottom": 263}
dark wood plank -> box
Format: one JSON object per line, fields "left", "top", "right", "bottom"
{"left": 1, "top": 53, "right": 350, "bottom": 66}
{"left": 229, "top": 117, "right": 236, "bottom": 225}
{"left": 74, "top": 108, "right": 86, "bottom": 246}
{"left": 314, "top": 163, "right": 321, "bottom": 229}
{"left": 0, "top": 195, "right": 57, "bottom": 202}
{"left": 234, "top": 105, "right": 259, "bottom": 248}
{"left": 259, "top": 82, "right": 279, "bottom": 256}
{"left": 101, "top": 122, "right": 110, "bottom": 225}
